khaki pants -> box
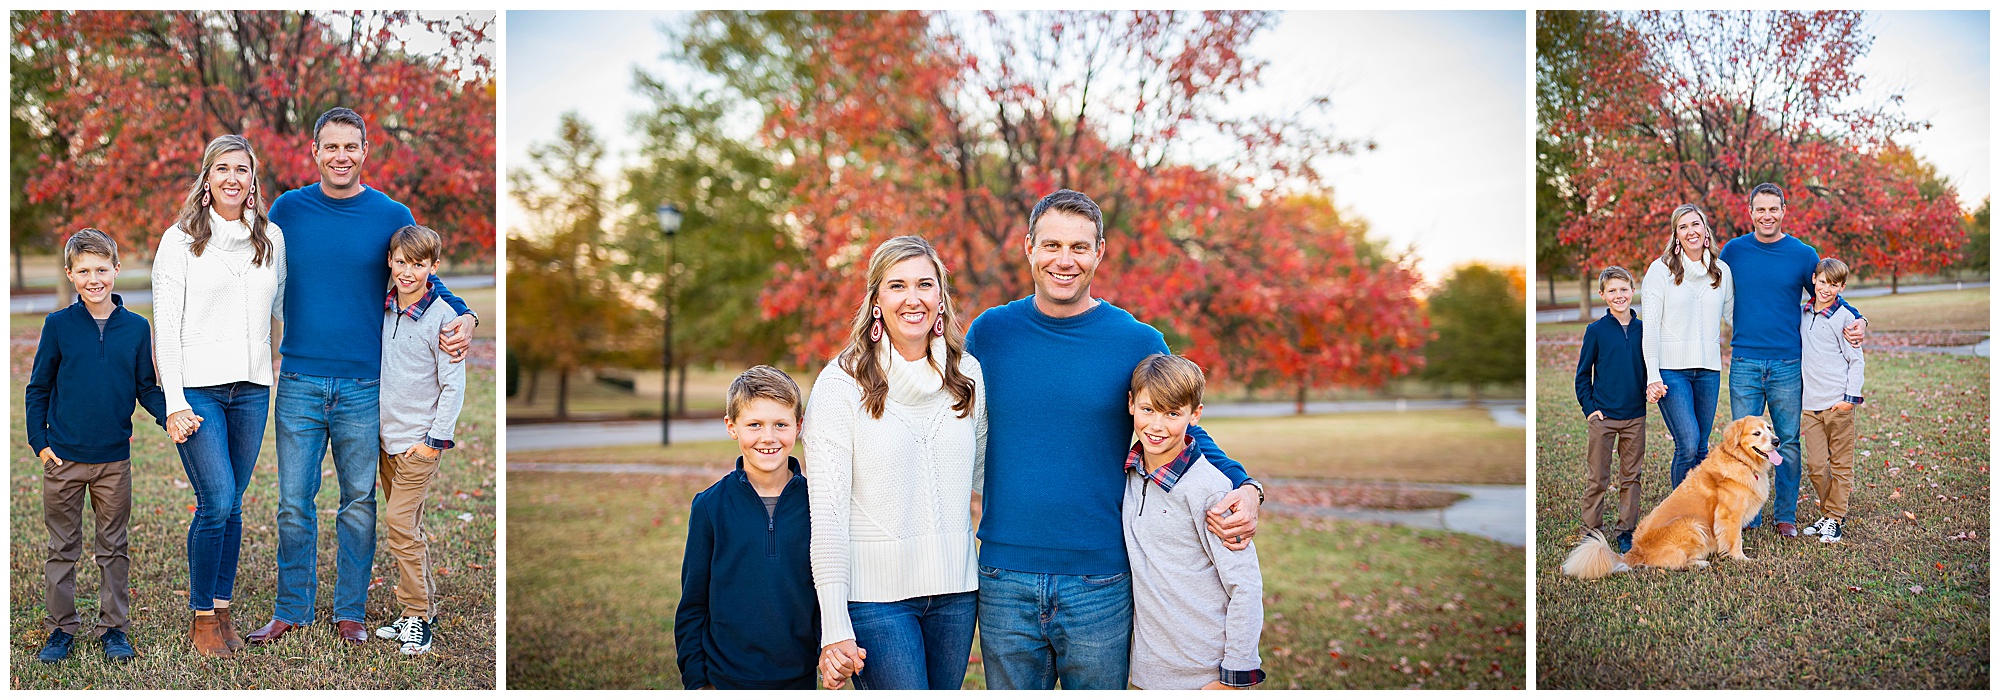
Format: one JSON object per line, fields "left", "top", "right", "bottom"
{"left": 43, "top": 457, "right": 132, "bottom": 635}
{"left": 1581, "top": 416, "right": 1645, "bottom": 533}
{"left": 1802, "top": 407, "right": 1856, "bottom": 520}
{"left": 379, "top": 448, "right": 442, "bottom": 618}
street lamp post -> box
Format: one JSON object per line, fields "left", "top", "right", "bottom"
{"left": 656, "top": 203, "right": 683, "bottom": 445}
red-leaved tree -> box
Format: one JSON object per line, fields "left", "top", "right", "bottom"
{"left": 13, "top": 10, "right": 495, "bottom": 264}
{"left": 680, "top": 10, "right": 1425, "bottom": 391}
{"left": 1546, "top": 10, "right": 1964, "bottom": 283}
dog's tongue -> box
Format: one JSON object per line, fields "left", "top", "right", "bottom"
{"left": 1766, "top": 450, "right": 1782, "bottom": 466}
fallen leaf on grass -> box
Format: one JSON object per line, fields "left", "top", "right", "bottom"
{"left": 458, "top": 512, "right": 474, "bottom": 522}
{"left": 1847, "top": 586, "right": 1863, "bottom": 592}
{"left": 1904, "top": 511, "right": 1917, "bottom": 521}
{"left": 1910, "top": 585, "right": 1924, "bottom": 594}
{"left": 1935, "top": 562, "right": 1946, "bottom": 570}
{"left": 1890, "top": 489, "right": 1902, "bottom": 499}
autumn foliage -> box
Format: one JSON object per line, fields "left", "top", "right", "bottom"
{"left": 12, "top": 10, "right": 496, "bottom": 263}
{"left": 1542, "top": 11, "right": 1965, "bottom": 284}
{"left": 682, "top": 11, "right": 1425, "bottom": 390}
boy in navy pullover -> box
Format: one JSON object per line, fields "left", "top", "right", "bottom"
{"left": 1574, "top": 266, "right": 1647, "bottom": 552}
{"left": 675, "top": 366, "right": 819, "bottom": 689}
{"left": 24, "top": 230, "right": 171, "bottom": 664}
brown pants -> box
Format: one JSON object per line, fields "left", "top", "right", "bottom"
{"left": 1802, "top": 407, "right": 1856, "bottom": 520}
{"left": 43, "top": 457, "right": 132, "bottom": 635}
{"left": 380, "top": 448, "right": 442, "bottom": 618}
{"left": 1581, "top": 416, "right": 1645, "bottom": 533}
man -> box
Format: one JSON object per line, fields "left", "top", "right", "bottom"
{"left": 248, "top": 107, "right": 478, "bottom": 645}
{"left": 961, "top": 189, "right": 1263, "bottom": 689}
{"left": 1720, "top": 182, "right": 1864, "bottom": 536}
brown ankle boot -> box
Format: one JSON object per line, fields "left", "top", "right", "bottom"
{"left": 216, "top": 608, "right": 245, "bottom": 652}
{"left": 191, "top": 614, "right": 233, "bottom": 658}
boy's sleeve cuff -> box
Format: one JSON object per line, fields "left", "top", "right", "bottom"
{"left": 425, "top": 436, "right": 455, "bottom": 450}
{"left": 1220, "top": 668, "right": 1265, "bottom": 687}
{"left": 1845, "top": 395, "right": 1865, "bottom": 405}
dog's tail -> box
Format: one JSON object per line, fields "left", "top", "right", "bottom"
{"left": 1561, "top": 531, "right": 1630, "bottom": 579}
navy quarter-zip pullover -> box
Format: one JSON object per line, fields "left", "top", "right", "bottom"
{"left": 675, "top": 457, "right": 819, "bottom": 690}
{"left": 25, "top": 295, "right": 170, "bottom": 463}
{"left": 1575, "top": 311, "right": 1647, "bottom": 421}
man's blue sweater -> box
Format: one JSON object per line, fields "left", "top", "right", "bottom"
{"left": 675, "top": 458, "right": 818, "bottom": 690}
{"left": 1574, "top": 312, "right": 1646, "bottom": 421}
{"left": 1719, "top": 233, "right": 1820, "bottom": 361}
{"left": 269, "top": 184, "right": 468, "bottom": 379}
{"left": 25, "top": 295, "right": 169, "bottom": 463}
{"left": 967, "top": 297, "right": 1251, "bottom": 576}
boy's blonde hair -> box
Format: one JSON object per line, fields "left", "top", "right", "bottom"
{"left": 389, "top": 224, "right": 445, "bottom": 265}
{"left": 727, "top": 365, "right": 803, "bottom": 422}
{"left": 1815, "top": 257, "right": 1849, "bottom": 286}
{"left": 1598, "top": 265, "right": 1635, "bottom": 292}
{"left": 1130, "top": 354, "right": 1205, "bottom": 411}
{"left": 64, "top": 228, "right": 119, "bottom": 269}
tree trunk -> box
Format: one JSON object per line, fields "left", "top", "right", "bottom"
{"left": 676, "top": 362, "right": 689, "bottom": 417}
{"left": 1294, "top": 383, "right": 1306, "bottom": 416}
{"left": 1546, "top": 274, "right": 1557, "bottom": 307}
{"left": 556, "top": 370, "right": 571, "bottom": 420}
{"left": 525, "top": 369, "right": 540, "bottom": 405}
{"left": 1891, "top": 270, "right": 1900, "bottom": 294}
{"left": 1579, "top": 275, "right": 1592, "bottom": 321}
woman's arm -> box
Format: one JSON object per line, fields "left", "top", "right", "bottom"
{"left": 268, "top": 222, "right": 287, "bottom": 323}
{"left": 1639, "top": 262, "right": 1665, "bottom": 385}
{"left": 151, "top": 228, "right": 193, "bottom": 415}
{"left": 970, "top": 360, "right": 987, "bottom": 496}
{"left": 803, "top": 370, "right": 861, "bottom": 648}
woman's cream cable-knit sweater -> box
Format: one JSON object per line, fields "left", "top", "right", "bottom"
{"left": 152, "top": 209, "right": 286, "bottom": 415}
{"left": 1641, "top": 252, "right": 1733, "bottom": 385}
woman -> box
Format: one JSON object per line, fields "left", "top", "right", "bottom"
{"left": 154, "top": 134, "right": 286, "bottom": 658}
{"left": 803, "top": 236, "right": 985, "bottom": 690}
{"left": 1642, "top": 203, "right": 1734, "bottom": 488}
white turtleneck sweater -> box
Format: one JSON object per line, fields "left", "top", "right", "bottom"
{"left": 152, "top": 209, "right": 287, "bottom": 414}
{"left": 803, "top": 336, "right": 987, "bottom": 647}
{"left": 1641, "top": 251, "right": 1734, "bottom": 384}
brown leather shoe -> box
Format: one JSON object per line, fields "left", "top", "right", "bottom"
{"left": 216, "top": 608, "right": 245, "bottom": 652}
{"left": 1776, "top": 522, "right": 1799, "bottom": 538}
{"left": 336, "top": 620, "right": 368, "bottom": 645}
{"left": 191, "top": 614, "right": 233, "bottom": 657}
{"left": 247, "top": 618, "right": 296, "bottom": 645}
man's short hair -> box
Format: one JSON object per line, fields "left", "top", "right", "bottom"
{"left": 1750, "top": 182, "right": 1786, "bottom": 205}
{"left": 1130, "top": 354, "right": 1205, "bottom": 412}
{"left": 63, "top": 228, "right": 119, "bottom": 269}
{"left": 389, "top": 225, "right": 445, "bottom": 265}
{"left": 727, "top": 365, "right": 803, "bottom": 422}
{"left": 313, "top": 107, "right": 368, "bottom": 144}
{"left": 1598, "top": 265, "right": 1635, "bottom": 291}
{"left": 1815, "top": 257, "right": 1850, "bottom": 286}
{"left": 1028, "top": 189, "right": 1105, "bottom": 245}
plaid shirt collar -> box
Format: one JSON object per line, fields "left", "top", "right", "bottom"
{"left": 1126, "top": 434, "right": 1199, "bottom": 492}
{"left": 387, "top": 284, "right": 439, "bottom": 320}
{"left": 1804, "top": 296, "right": 1841, "bottom": 318}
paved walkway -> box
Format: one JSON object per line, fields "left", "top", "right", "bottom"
{"left": 506, "top": 398, "right": 1528, "bottom": 453}
{"left": 1535, "top": 280, "right": 1988, "bottom": 324}
{"left": 12, "top": 275, "right": 495, "bottom": 314}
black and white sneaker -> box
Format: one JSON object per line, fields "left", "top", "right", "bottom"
{"left": 1802, "top": 517, "right": 1834, "bottom": 537}
{"left": 398, "top": 617, "right": 435, "bottom": 655}
{"left": 376, "top": 616, "right": 419, "bottom": 641}
{"left": 1819, "top": 519, "right": 1844, "bottom": 543}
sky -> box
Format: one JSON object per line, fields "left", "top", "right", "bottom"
{"left": 505, "top": 10, "right": 1528, "bottom": 286}
{"left": 1854, "top": 11, "right": 1990, "bottom": 207}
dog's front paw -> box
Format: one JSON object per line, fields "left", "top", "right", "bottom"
{"left": 1692, "top": 560, "right": 1710, "bottom": 568}
{"left": 1732, "top": 554, "right": 1754, "bottom": 562}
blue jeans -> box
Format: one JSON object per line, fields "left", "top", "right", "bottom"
{"left": 1658, "top": 368, "right": 1720, "bottom": 488}
{"left": 176, "top": 382, "right": 269, "bottom": 612}
{"left": 273, "top": 372, "right": 380, "bottom": 624}
{"left": 976, "top": 565, "right": 1132, "bottom": 690}
{"left": 1730, "top": 357, "right": 1804, "bottom": 527}
{"left": 846, "top": 591, "right": 977, "bottom": 690}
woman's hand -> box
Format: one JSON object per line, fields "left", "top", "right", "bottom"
{"left": 167, "top": 410, "right": 203, "bottom": 443}
{"left": 1646, "top": 382, "right": 1667, "bottom": 403}
{"left": 819, "top": 639, "right": 866, "bottom": 690}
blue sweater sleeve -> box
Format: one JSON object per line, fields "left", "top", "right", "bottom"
{"left": 1189, "top": 424, "right": 1252, "bottom": 488}
{"left": 1574, "top": 326, "right": 1599, "bottom": 416}
{"left": 674, "top": 493, "right": 716, "bottom": 689}
{"left": 24, "top": 319, "right": 58, "bottom": 456}
{"left": 135, "top": 324, "right": 168, "bottom": 426}
{"left": 428, "top": 274, "right": 472, "bottom": 317}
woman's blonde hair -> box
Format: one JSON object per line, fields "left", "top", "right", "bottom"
{"left": 835, "top": 236, "right": 976, "bottom": 420}
{"left": 173, "top": 135, "right": 272, "bottom": 266}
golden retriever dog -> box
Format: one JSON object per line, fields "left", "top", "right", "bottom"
{"left": 1563, "top": 416, "right": 1781, "bottom": 578}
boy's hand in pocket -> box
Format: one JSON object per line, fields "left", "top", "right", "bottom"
{"left": 38, "top": 447, "right": 62, "bottom": 467}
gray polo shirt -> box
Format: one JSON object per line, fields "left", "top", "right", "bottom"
{"left": 379, "top": 293, "right": 466, "bottom": 454}
{"left": 1123, "top": 452, "right": 1264, "bottom": 689}
{"left": 1800, "top": 303, "right": 1865, "bottom": 411}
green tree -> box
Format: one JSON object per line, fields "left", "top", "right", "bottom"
{"left": 1966, "top": 197, "right": 1990, "bottom": 276}
{"left": 613, "top": 78, "right": 804, "bottom": 414}
{"left": 1423, "top": 264, "right": 1526, "bottom": 400}
{"left": 506, "top": 113, "right": 650, "bottom": 418}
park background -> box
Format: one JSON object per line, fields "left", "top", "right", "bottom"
{"left": 1533, "top": 11, "right": 1989, "bottom": 689}
{"left": 504, "top": 10, "right": 1529, "bottom": 690}
{"left": 7, "top": 11, "right": 499, "bottom": 688}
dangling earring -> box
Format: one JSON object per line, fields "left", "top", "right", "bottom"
{"left": 200, "top": 185, "right": 211, "bottom": 208}
{"left": 869, "top": 305, "right": 884, "bottom": 343}
{"left": 933, "top": 312, "right": 945, "bottom": 337}
{"left": 247, "top": 185, "right": 257, "bottom": 209}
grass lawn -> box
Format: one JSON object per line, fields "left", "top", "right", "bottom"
{"left": 510, "top": 411, "right": 1527, "bottom": 486}
{"left": 9, "top": 323, "right": 499, "bottom": 689}
{"left": 505, "top": 470, "right": 1526, "bottom": 689}
{"left": 1533, "top": 340, "right": 1989, "bottom": 688}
